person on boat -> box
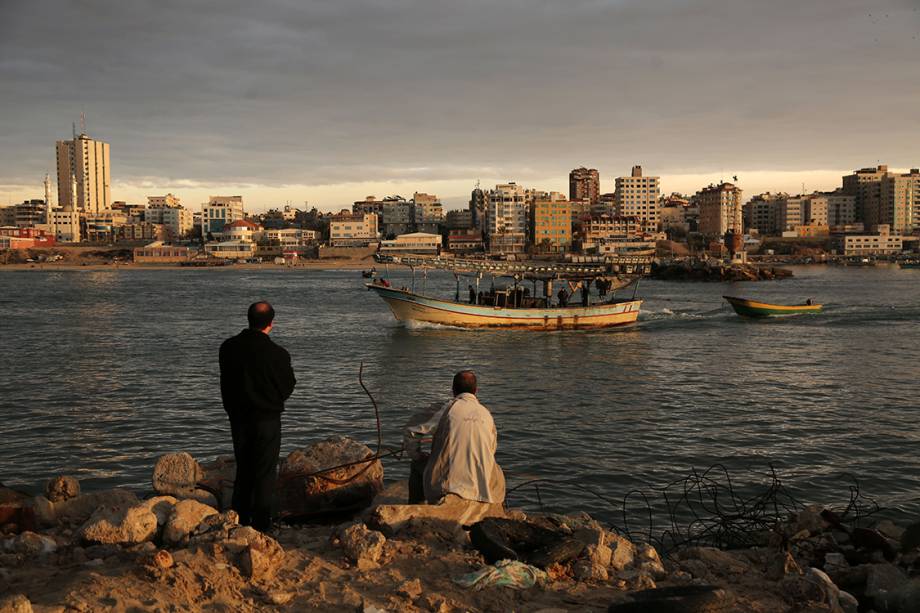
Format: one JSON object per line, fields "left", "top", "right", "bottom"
{"left": 581, "top": 280, "right": 590, "bottom": 307}
{"left": 806, "top": 298, "right": 813, "bottom": 305}
{"left": 469, "top": 284, "right": 477, "bottom": 304}
{"left": 423, "top": 371, "right": 506, "bottom": 507}
{"left": 219, "top": 301, "right": 297, "bottom": 533}
{"left": 557, "top": 287, "right": 568, "bottom": 307}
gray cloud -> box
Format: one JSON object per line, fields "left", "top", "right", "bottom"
{"left": 1, "top": 0, "right": 918, "bottom": 199}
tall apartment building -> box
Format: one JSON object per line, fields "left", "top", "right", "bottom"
{"left": 382, "top": 197, "right": 412, "bottom": 238}
{"left": 353, "top": 196, "right": 385, "bottom": 219}
{"left": 485, "top": 182, "right": 528, "bottom": 255}
{"left": 201, "top": 196, "right": 244, "bottom": 239}
{"left": 843, "top": 165, "right": 918, "bottom": 233}
{"left": 569, "top": 167, "right": 600, "bottom": 203}
{"left": 697, "top": 182, "right": 743, "bottom": 237}
{"left": 56, "top": 130, "right": 111, "bottom": 214}
{"left": 530, "top": 191, "right": 571, "bottom": 252}
{"left": 614, "top": 166, "right": 660, "bottom": 226}
{"left": 469, "top": 185, "right": 486, "bottom": 230}
{"left": 743, "top": 193, "right": 786, "bottom": 234}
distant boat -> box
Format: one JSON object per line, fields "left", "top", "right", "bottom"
{"left": 361, "top": 268, "right": 377, "bottom": 278}
{"left": 723, "top": 295, "right": 822, "bottom": 318}
{"left": 899, "top": 261, "right": 920, "bottom": 269}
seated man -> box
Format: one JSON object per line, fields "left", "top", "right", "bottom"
{"left": 424, "top": 370, "right": 505, "bottom": 508}
{"left": 375, "top": 370, "right": 505, "bottom": 532}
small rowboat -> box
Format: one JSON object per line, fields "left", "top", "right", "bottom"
{"left": 723, "top": 296, "right": 822, "bottom": 318}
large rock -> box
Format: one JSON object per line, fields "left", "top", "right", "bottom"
{"left": 634, "top": 542, "right": 667, "bottom": 579}
{"left": 45, "top": 476, "right": 80, "bottom": 503}
{"left": 574, "top": 543, "right": 611, "bottom": 581}
{"left": 79, "top": 504, "right": 158, "bottom": 545}
{"left": 608, "top": 533, "right": 636, "bottom": 571}
{"left": 54, "top": 489, "right": 139, "bottom": 525}
{"left": 162, "top": 499, "right": 218, "bottom": 546}
{"left": 0, "top": 594, "right": 32, "bottom": 613}
{"left": 680, "top": 546, "right": 750, "bottom": 576}
{"left": 152, "top": 452, "right": 203, "bottom": 497}
{"left": 339, "top": 523, "right": 386, "bottom": 570}
{"left": 279, "top": 436, "right": 383, "bottom": 519}
{"left": 30, "top": 496, "right": 55, "bottom": 527}
{"left": 865, "top": 563, "right": 908, "bottom": 601}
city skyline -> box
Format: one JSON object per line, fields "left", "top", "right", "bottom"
{"left": 1, "top": 0, "right": 918, "bottom": 211}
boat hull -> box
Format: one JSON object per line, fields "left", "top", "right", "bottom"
{"left": 723, "top": 295, "right": 822, "bottom": 318}
{"left": 368, "top": 284, "right": 641, "bottom": 329}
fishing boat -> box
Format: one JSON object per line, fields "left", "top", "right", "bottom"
{"left": 899, "top": 261, "right": 920, "bottom": 269}
{"left": 366, "top": 255, "right": 649, "bottom": 330}
{"left": 723, "top": 295, "right": 822, "bottom": 318}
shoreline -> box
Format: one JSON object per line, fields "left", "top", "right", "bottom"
{"left": 1, "top": 448, "right": 915, "bottom": 612}
{"left": 0, "top": 259, "right": 374, "bottom": 272}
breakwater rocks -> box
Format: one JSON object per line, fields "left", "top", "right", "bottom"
{"left": 651, "top": 260, "right": 794, "bottom": 282}
{"left": 3, "top": 449, "right": 920, "bottom": 612}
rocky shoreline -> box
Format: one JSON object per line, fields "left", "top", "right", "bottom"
{"left": 2, "top": 440, "right": 919, "bottom": 612}
{"left": 650, "top": 260, "right": 794, "bottom": 282}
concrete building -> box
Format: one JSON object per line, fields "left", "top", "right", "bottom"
{"left": 223, "top": 219, "right": 262, "bottom": 243}
{"left": 83, "top": 210, "right": 128, "bottom": 242}
{"left": 133, "top": 242, "right": 191, "bottom": 264}
{"left": 329, "top": 211, "right": 379, "bottom": 247}
{"left": 144, "top": 206, "right": 194, "bottom": 239}
{"left": 615, "top": 166, "right": 660, "bottom": 226}
{"left": 201, "top": 196, "right": 244, "bottom": 240}
{"left": 744, "top": 193, "right": 786, "bottom": 234}
{"left": 445, "top": 209, "right": 473, "bottom": 230}
{"left": 48, "top": 210, "right": 81, "bottom": 242}
{"left": 118, "top": 222, "right": 165, "bottom": 242}
{"left": 412, "top": 192, "right": 443, "bottom": 234}
{"left": 837, "top": 225, "right": 904, "bottom": 256}
{"left": 262, "top": 228, "right": 317, "bottom": 249}
{"left": 205, "top": 240, "right": 257, "bottom": 259}
{"left": 147, "top": 193, "right": 181, "bottom": 208}
{"left": 569, "top": 167, "right": 600, "bottom": 204}
{"left": 530, "top": 191, "right": 571, "bottom": 252}
{"left": 378, "top": 232, "right": 441, "bottom": 255}
{"left": 1, "top": 200, "right": 48, "bottom": 227}
{"left": 382, "top": 200, "right": 413, "bottom": 237}
{"left": 56, "top": 131, "right": 111, "bottom": 214}
{"left": 843, "top": 165, "right": 918, "bottom": 233}
{"left": 485, "top": 182, "right": 528, "bottom": 255}
{"left": 353, "top": 196, "right": 385, "bottom": 218}
{"left": 697, "top": 182, "right": 743, "bottom": 238}
{"left": 447, "top": 229, "right": 484, "bottom": 254}
{"left": 469, "top": 185, "right": 486, "bottom": 230}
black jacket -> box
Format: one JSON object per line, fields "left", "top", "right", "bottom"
{"left": 219, "top": 328, "right": 297, "bottom": 420}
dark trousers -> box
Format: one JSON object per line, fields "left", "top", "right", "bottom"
{"left": 230, "top": 415, "right": 281, "bottom": 531}
{"left": 408, "top": 453, "right": 429, "bottom": 504}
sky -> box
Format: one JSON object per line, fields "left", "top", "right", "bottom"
{"left": 1, "top": 0, "right": 918, "bottom": 212}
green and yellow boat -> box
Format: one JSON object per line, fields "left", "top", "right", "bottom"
{"left": 723, "top": 295, "right": 822, "bottom": 318}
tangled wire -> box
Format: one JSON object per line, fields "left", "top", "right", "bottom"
{"left": 506, "top": 463, "right": 881, "bottom": 556}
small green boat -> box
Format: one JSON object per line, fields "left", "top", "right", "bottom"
{"left": 723, "top": 296, "right": 822, "bottom": 318}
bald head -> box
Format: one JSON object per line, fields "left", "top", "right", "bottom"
{"left": 452, "top": 370, "right": 477, "bottom": 397}
{"left": 247, "top": 301, "right": 275, "bottom": 332}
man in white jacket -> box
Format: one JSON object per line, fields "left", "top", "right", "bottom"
{"left": 423, "top": 371, "right": 506, "bottom": 506}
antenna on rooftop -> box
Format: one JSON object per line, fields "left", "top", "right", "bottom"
{"left": 72, "top": 122, "right": 77, "bottom": 140}
{"left": 80, "top": 111, "right": 86, "bottom": 135}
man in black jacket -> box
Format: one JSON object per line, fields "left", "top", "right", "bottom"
{"left": 219, "top": 301, "right": 297, "bottom": 532}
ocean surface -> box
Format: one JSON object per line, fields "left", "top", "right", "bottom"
{"left": 1, "top": 265, "right": 919, "bottom": 533}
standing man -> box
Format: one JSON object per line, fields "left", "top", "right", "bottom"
{"left": 219, "top": 301, "right": 296, "bottom": 532}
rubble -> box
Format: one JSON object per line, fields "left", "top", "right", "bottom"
{"left": 162, "top": 499, "right": 218, "bottom": 546}
{"left": 78, "top": 504, "right": 158, "bottom": 545}
{"left": 339, "top": 523, "right": 386, "bottom": 570}
{"left": 151, "top": 452, "right": 203, "bottom": 497}
{"left": 45, "top": 476, "right": 80, "bottom": 503}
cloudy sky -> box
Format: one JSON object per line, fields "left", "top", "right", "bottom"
{"left": 1, "top": 0, "right": 918, "bottom": 211}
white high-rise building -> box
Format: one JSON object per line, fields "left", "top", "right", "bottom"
{"left": 56, "top": 128, "right": 111, "bottom": 214}
{"left": 201, "top": 196, "right": 245, "bottom": 240}
{"left": 485, "top": 182, "right": 528, "bottom": 254}
{"left": 615, "top": 165, "right": 660, "bottom": 226}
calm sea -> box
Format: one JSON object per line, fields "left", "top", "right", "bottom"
{"left": 1, "top": 265, "right": 918, "bottom": 530}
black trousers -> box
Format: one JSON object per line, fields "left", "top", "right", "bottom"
{"left": 230, "top": 415, "right": 281, "bottom": 531}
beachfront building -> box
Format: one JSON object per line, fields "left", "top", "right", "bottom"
{"left": 843, "top": 165, "right": 919, "bottom": 233}
{"left": 223, "top": 219, "right": 263, "bottom": 243}
{"left": 569, "top": 167, "right": 600, "bottom": 204}
{"left": 56, "top": 130, "right": 111, "bottom": 214}
{"left": 378, "top": 232, "right": 441, "bottom": 255}
{"left": 83, "top": 210, "right": 128, "bottom": 242}
{"left": 447, "top": 229, "right": 484, "bottom": 254}
{"left": 837, "top": 225, "right": 904, "bottom": 256}
{"left": 485, "top": 182, "right": 528, "bottom": 255}
{"left": 263, "top": 228, "right": 317, "bottom": 248}
{"left": 615, "top": 166, "right": 660, "bottom": 227}
{"left": 329, "top": 211, "right": 379, "bottom": 247}
{"left": 133, "top": 242, "right": 191, "bottom": 264}
{"left": 445, "top": 209, "right": 473, "bottom": 230}
{"left": 697, "top": 182, "right": 743, "bottom": 237}
{"left": 204, "top": 240, "right": 257, "bottom": 259}
{"left": 381, "top": 197, "right": 412, "bottom": 237}
{"left": 201, "top": 196, "right": 245, "bottom": 240}
{"left": 530, "top": 191, "right": 571, "bottom": 252}
{"left": 48, "top": 209, "right": 81, "bottom": 242}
